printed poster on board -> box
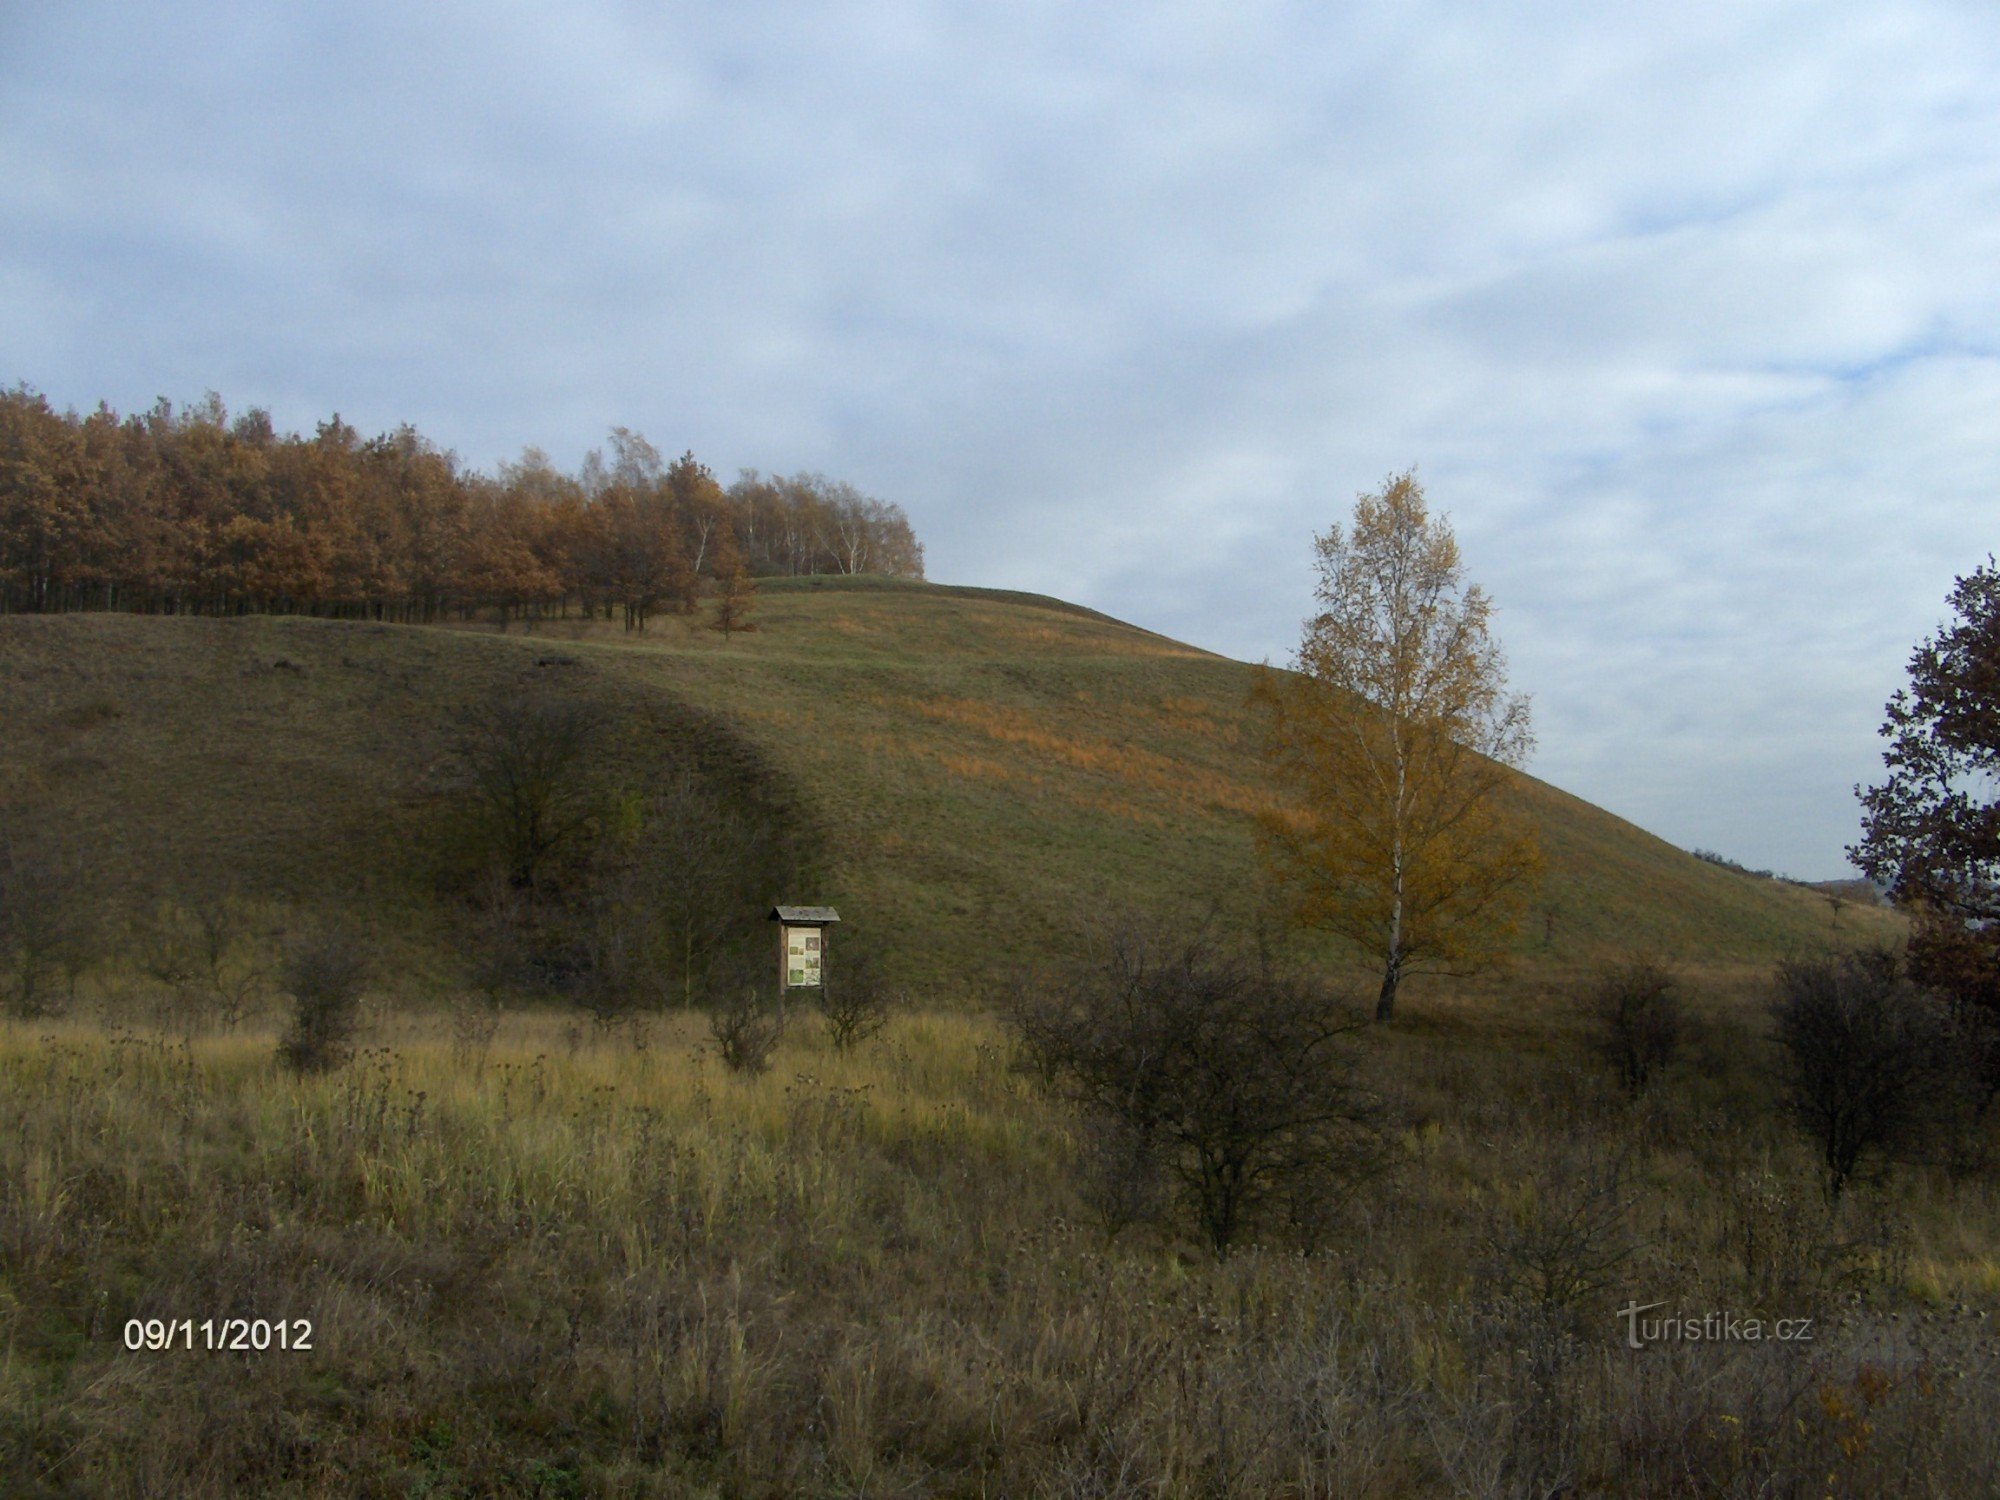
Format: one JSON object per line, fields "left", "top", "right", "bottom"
{"left": 785, "top": 926, "right": 822, "bottom": 986}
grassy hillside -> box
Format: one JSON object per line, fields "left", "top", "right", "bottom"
{"left": 6, "top": 585, "right": 1993, "bottom": 1500}
{"left": 0, "top": 577, "right": 1898, "bottom": 997}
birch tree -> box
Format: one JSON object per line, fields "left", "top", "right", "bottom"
{"left": 1255, "top": 471, "right": 1538, "bottom": 1021}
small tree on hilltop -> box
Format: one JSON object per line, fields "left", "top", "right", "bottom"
{"left": 1254, "top": 470, "right": 1539, "bottom": 1021}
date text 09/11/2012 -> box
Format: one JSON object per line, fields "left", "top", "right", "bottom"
{"left": 123, "top": 1318, "right": 313, "bottom": 1352}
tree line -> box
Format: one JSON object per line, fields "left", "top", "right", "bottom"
{"left": 0, "top": 385, "right": 924, "bottom": 625}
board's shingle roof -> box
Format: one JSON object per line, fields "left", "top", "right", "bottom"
{"left": 770, "top": 905, "right": 841, "bottom": 924}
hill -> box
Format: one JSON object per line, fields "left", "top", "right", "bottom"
{"left": 0, "top": 577, "right": 1899, "bottom": 998}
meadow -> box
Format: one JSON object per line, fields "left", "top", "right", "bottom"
{"left": 0, "top": 583, "right": 1972, "bottom": 1496}
{"left": 2, "top": 967, "right": 1996, "bottom": 1497}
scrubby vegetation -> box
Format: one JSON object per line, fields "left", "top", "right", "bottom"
{"left": 1005, "top": 924, "right": 1394, "bottom": 1253}
{"left": 0, "top": 565, "right": 1979, "bottom": 1494}
{"left": 274, "top": 921, "right": 372, "bottom": 1075}
{"left": 1588, "top": 956, "right": 1684, "bottom": 1098}
{"left": 2, "top": 972, "right": 1997, "bottom": 1497}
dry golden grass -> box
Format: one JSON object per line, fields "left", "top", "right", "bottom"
{"left": 901, "top": 695, "right": 1273, "bottom": 818}
{"left": 3, "top": 965, "right": 1997, "bottom": 1497}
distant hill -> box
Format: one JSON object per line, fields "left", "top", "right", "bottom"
{"left": 0, "top": 576, "right": 1900, "bottom": 998}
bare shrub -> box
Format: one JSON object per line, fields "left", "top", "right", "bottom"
{"left": 446, "top": 683, "right": 609, "bottom": 895}
{"left": 1070, "top": 1112, "right": 1170, "bottom": 1238}
{"left": 1005, "top": 925, "right": 1395, "bottom": 1255}
{"left": 710, "top": 977, "right": 785, "bottom": 1076}
{"left": 1587, "top": 956, "right": 1682, "bottom": 1096}
{"left": 134, "top": 899, "right": 204, "bottom": 1025}
{"left": 573, "top": 872, "right": 670, "bottom": 1025}
{"left": 814, "top": 944, "right": 893, "bottom": 1052}
{"left": 1478, "top": 1139, "right": 1641, "bottom": 1325}
{"left": 1770, "top": 947, "right": 1960, "bottom": 1199}
{"left": 185, "top": 889, "right": 265, "bottom": 1026}
{"left": 276, "top": 922, "right": 371, "bottom": 1074}
{"left": 134, "top": 889, "right": 266, "bottom": 1031}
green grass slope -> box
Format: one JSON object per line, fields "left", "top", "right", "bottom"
{"left": 0, "top": 577, "right": 1898, "bottom": 997}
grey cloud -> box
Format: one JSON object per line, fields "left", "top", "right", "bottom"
{"left": 5, "top": 1, "right": 1999, "bottom": 875}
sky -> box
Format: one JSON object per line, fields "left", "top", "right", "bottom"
{"left": 4, "top": 1, "right": 1996, "bottom": 879}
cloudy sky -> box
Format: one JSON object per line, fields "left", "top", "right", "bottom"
{"left": 5, "top": 1, "right": 1996, "bottom": 878}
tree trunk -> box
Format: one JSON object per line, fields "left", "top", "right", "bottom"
{"left": 1375, "top": 958, "right": 1401, "bottom": 1022}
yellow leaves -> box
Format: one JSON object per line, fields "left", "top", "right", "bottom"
{"left": 1255, "top": 474, "right": 1540, "bottom": 988}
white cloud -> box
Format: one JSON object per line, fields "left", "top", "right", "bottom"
{"left": 4, "top": 0, "right": 1998, "bottom": 874}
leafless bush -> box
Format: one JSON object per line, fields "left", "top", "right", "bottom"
{"left": 1587, "top": 956, "right": 1682, "bottom": 1096}
{"left": 134, "top": 899, "right": 203, "bottom": 1024}
{"left": 460, "top": 866, "right": 535, "bottom": 1006}
{"left": 1477, "top": 1140, "right": 1641, "bottom": 1323}
{"left": 814, "top": 944, "right": 893, "bottom": 1052}
{"left": 134, "top": 889, "right": 266, "bottom": 1031}
{"left": 573, "top": 874, "right": 670, "bottom": 1025}
{"left": 276, "top": 922, "right": 371, "bottom": 1074}
{"left": 446, "top": 683, "right": 609, "bottom": 896}
{"left": 1069, "top": 1112, "right": 1171, "bottom": 1238}
{"left": 710, "top": 977, "right": 785, "bottom": 1076}
{"left": 1770, "top": 947, "right": 1961, "bottom": 1199}
{"left": 1006, "top": 925, "right": 1395, "bottom": 1255}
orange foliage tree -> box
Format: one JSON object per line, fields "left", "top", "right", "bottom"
{"left": 0, "top": 384, "right": 923, "bottom": 619}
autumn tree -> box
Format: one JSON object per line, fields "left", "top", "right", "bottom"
{"left": 0, "top": 386, "right": 926, "bottom": 616}
{"left": 0, "top": 385, "right": 91, "bottom": 611}
{"left": 1255, "top": 470, "right": 1538, "bottom": 1021}
{"left": 1851, "top": 558, "right": 2000, "bottom": 1097}
{"left": 709, "top": 559, "right": 757, "bottom": 637}
{"left": 459, "top": 479, "right": 561, "bottom": 628}
{"left": 666, "top": 449, "right": 732, "bottom": 591}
